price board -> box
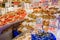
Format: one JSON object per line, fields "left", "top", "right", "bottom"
{"left": 36, "top": 18, "right": 43, "bottom": 29}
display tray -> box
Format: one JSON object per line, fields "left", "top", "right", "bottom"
{"left": 0, "top": 19, "right": 24, "bottom": 34}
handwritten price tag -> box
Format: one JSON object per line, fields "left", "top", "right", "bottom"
{"left": 49, "top": 27, "right": 55, "bottom": 31}
{"left": 36, "top": 18, "right": 43, "bottom": 29}
{"left": 49, "top": 19, "right": 57, "bottom": 28}
{"left": 31, "top": 2, "right": 40, "bottom": 8}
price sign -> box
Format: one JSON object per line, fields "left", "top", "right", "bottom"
{"left": 48, "top": 27, "right": 56, "bottom": 32}
{"left": 36, "top": 18, "right": 42, "bottom": 24}
{"left": 36, "top": 18, "right": 43, "bottom": 29}
{"left": 31, "top": 2, "right": 40, "bottom": 8}
{"left": 49, "top": 19, "right": 58, "bottom": 28}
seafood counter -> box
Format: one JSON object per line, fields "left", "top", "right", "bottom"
{"left": 12, "top": 7, "right": 60, "bottom": 40}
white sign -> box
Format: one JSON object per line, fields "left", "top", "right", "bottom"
{"left": 49, "top": 19, "right": 58, "bottom": 28}
{"left": 36, "top": 18, "right": 43, "bottom": 29}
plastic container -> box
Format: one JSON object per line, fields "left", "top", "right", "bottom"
{"left": 31, "top": 31, "right": 56, "bottom": 40}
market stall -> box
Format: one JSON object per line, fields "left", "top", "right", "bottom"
{"left": 0, "top": 0, "right": 60, "bottom": 40}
